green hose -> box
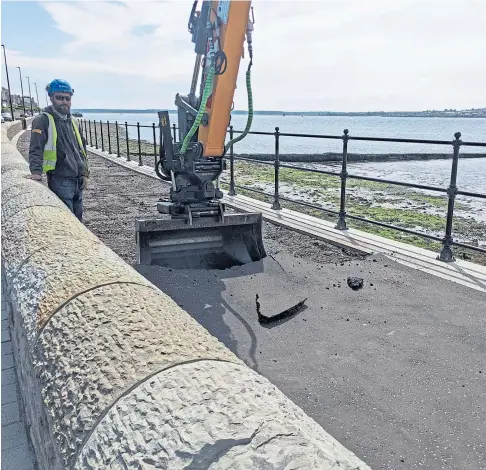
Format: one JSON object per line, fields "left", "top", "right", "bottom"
{"left": 224, "top": 64, "right": 253, "bottom": 154}
{"left": 180, "top": 65, "right": 215, "bottom": 155}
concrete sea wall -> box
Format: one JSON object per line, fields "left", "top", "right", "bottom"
{"left": 1, "top": 122, "right": 371, "bottom": 469}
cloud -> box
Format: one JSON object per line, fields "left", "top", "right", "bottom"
{"left": 247, "top": 0, "right": 486, "bottom": 111}
{"left": 5, "top": 0, "right": 486, "bottom": 111}
{"left": 42, "top": 1, "right": 188, "bottom": 52}
{"left": 6, "top": 2, "right": 196, "bottom": 82}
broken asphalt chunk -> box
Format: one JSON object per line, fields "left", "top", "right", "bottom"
{"left": 256, "top": 293, "right": 307, "bottom": 325}
{"left": 347, "top": 277, "right": 364, "bottom": 290}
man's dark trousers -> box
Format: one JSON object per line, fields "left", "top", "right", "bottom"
{"left": 47, "top": 173, "right": 84, "bottom": 221}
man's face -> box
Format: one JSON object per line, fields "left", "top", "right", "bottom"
{"left": 51, "top": 92, "right": 72, "bottom": 115}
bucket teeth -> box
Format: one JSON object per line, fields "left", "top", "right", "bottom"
{"left": 136, "top": 213, "right": 266, "bottom": 269}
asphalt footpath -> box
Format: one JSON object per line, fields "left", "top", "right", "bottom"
{"left": 136, "top": 251, "right": 486, "bottom": 470}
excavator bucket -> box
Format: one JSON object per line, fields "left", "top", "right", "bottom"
{"left": 135, "top": 212, "right": 266, "bottom": 269}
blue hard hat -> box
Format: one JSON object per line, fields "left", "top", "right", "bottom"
{"left": 46, "top": 79, "right": 74, "bottom": 95}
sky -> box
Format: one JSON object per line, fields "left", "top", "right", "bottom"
{"left": 1, "top": 0, "right": 485, "bottom": 112}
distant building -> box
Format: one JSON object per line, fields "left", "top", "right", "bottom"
{"left": 6, "top": 94, "right": 30, "bottom": 107}
{"left": 22, "top": 96, "right": 38, "bottom": 108}
{"left": 11, "top": 94, "right": 21, "bottom": 106}
{"left": 1, "top": 86, "right": 9, "bottom": 103}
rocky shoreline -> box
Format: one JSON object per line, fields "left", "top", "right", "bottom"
{"left": 234, "top": 152, "right": 485, "bottom": 163}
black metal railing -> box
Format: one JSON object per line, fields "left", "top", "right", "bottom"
{"left": 80, "top": 118, "right": 486, "bottom": 261}
{"left": 80, "top": 119, "right": 178, "bottom": 168}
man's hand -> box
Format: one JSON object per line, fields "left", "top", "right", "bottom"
{"left": 26, "top": 174, "right": 42, "bottom": 181}
{"left": 81, "top": 176, "right": 88, "bottom": 190}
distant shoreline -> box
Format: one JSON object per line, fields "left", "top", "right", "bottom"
{"left": 74, "top": 109, "right": 486, "bottom": 118}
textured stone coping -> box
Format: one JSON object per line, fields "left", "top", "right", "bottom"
{"left": 1, "top": 127, "right": 371, "bottom": 469}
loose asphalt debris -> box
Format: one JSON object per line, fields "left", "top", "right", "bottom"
{"left": 347, "top": 276, "right": 364, "bottom": 290}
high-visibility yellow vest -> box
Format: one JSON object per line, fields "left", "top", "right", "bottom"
{"left": 42, "top": 112, "right": 89, "bottom": 176}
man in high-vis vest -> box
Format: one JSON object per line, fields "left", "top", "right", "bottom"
{"left": 27, "top": 79, "right": 89, "bottom": 221}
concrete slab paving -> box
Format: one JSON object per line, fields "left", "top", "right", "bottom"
{"left": 2, "top": 383, "right": 19, "bottom": 406}
{"left": 1, "top": 353, "right": 14, "bottom": 370}
{"left": 1, "top": 329, "right": 11, "bottom": 343}
{"left": 1, "top": 279, "right": 37, "bottom": 469}
{"left": 1, "top": 340, "right": 13, "bottom": 356}
{"left": 1, "top": 445, "right": 36, "bottom": 470}
{"left": 136, "top": 251, "right": 486, "bottom": 470}
{"left": 1, "top": 400, "right": 21, "bottom": 426}
{"left": 1, "top": 367, "right": 16, "bottom": 386}
{"left": 1, "top": 421, "right": 30, "bottom": 450}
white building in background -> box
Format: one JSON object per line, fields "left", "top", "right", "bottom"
{"left": 1, "top": 88, "right": 28, "bottom": 108}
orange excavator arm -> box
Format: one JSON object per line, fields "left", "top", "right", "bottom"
{"left": 198, "top": 0, "right": 252, "bottom": 157}
{"left": 156, "top": 0, "right": 255, "bottom": 203}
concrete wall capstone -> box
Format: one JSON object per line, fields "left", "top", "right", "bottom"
{"left": 5, "top": 120, "right": 24, "bottom": 140}
{"left": 1, "top": 126, "right": 372, "bottom": 469}
{"left": 4, "top": 118, "right": 33, "bottom": 140}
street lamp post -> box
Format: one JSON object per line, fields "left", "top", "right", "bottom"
{"left": 26, "top": 76, "right": 33, "bottom": 115}
{"left": 16, "top": 66, "right": 26, "bottom": 116}
{"left": 45, "top": 91, "right": 49, "bottom": 107}
{"left": 34, "top": 82, "right": 41, "bottom": 113}
{"left": 1, "top": 44, "right": 15, "bottom": 119}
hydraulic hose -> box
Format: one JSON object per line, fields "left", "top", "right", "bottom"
{"left": 180, "top": 65, "right": 215, "bottom": 155}
{"left": 224, "top": 60, "right": 253, "bottom": 155}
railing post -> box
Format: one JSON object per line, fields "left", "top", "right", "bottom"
{"left": 100, "top": 120, "right": 104, "bottom": 152}
{"left": 125, "top": 122, "right": 130, "bottom": 161}
{"left": 228, "top": 125, "right": 236, "bottom": 196}
{"left": 115, "top": 120, "right": 120, "bottom": 157}
{"left": 172, "top": 123, "right": 177, "bottom": 142}
{"left": 438, "top": 132, "right": 462, "bottom": 262}
{"left": 335, "top": 128, "right": 349, "bottom": 230}
{"left": 272, "top": 126, "right": 282, "bottom": 210}
{"left": 107, "top": 120, "right": 112, "bottom": 154}
{"left": 88, "top": 120, "right": 92, "bottom": 147}
{"left": 137, "top": 122, "right": 142, "bottom": 166}
{"left": 152, "top": 123, "right": 157, "bottom": 167}
{"left": 94, "top": 120, "right": 98, "bottom": 149}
